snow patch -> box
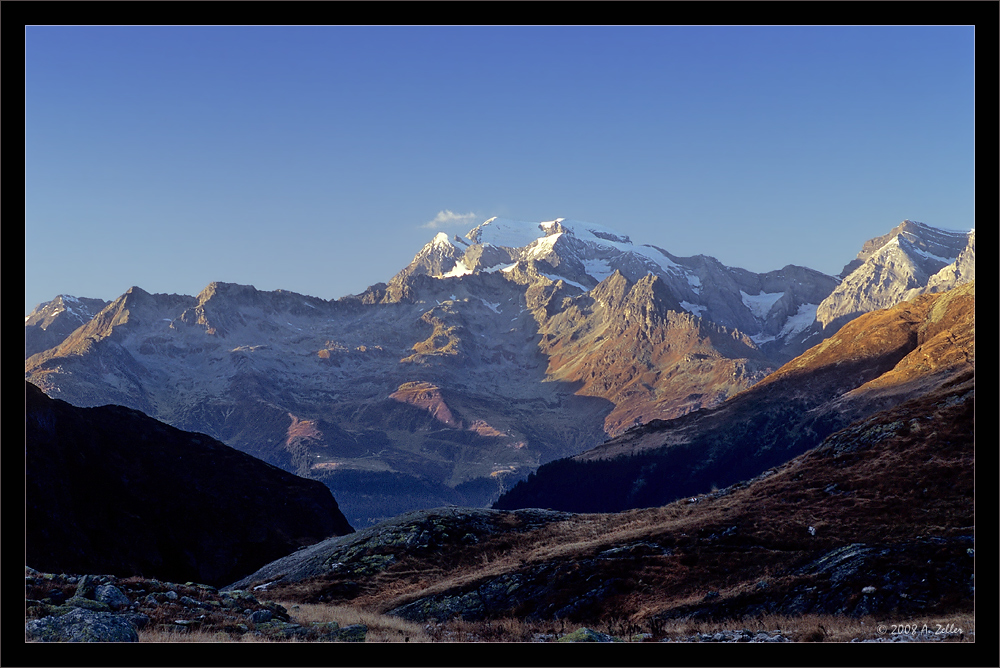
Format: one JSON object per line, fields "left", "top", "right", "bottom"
{"left": 431, "top": 232, "right": 454, "bottom": 247}
{"left": 582, "top": 258, "right": 613, "bottom": 283}
{"left": 480, "top": 299, "right": 501, "bottom": 314}
{"left": 442, "top": 261, "right": 473, "bottom": 278}
{"left": 526, "top": 233, "right": 562, "bottom": 260}
{"left": 463, "top": 217, "right": 685, "bottom": 282}
{"left": 540, "top": 273, "right": 588, "bottom": 292}
{"left": 778, "top": 303, "right": 818, "bottom": 339}
{"left": 740, "top": 290, "right": 784, "bottom": 319}
{"left": 680, "top": 301, "right": 708, "bottom": 317}
{"left": 911, "top": 246, "right": 958, "bottom": 265}
{"left": 468, "top": 218, "right": 547, "bottom": 248}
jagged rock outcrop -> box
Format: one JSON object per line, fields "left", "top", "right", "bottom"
{"left": 25, "top": 381, "right": 353, "bottom": 587}
{"left": 538, "top": 271, "right": 774, "bottom": 434}
{"left": 917, "top": 228, "right": 975, "bottom": 296}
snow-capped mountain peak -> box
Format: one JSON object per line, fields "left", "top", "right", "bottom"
{"left": 818, "top": 220, "right": 974, "bottom": 329}
{"left": 392, "top": 216, "right": 839, "bottom": 363}
{"left": 431, "top": 231, "right": 454, "bottom": 247}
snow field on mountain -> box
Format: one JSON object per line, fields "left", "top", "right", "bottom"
{"left": 740, "top": 290, "right": 785, "bottom": 320}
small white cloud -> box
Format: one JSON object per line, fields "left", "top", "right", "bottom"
{"left": 422, "top": 210, "right": 478, "bottom": 230}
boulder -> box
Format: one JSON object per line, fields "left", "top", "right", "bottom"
{"left": 25, "top": 608, "right": 139, "bottom": 642}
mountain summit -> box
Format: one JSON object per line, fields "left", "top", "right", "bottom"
{"left": 25, "top": 295, "right": 109, "bottom": 359}
{"left": 817, "top": 220, "right": 973, "bottom": 329}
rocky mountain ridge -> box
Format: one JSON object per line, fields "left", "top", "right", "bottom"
{"left": 25, "top": 217, "right": 973, "bottom": 528}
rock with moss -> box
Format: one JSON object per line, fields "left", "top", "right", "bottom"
{"left": 255, "top": 620, "right": 309, "bottom": 639}
{"left": 26, "top": 608, "right": 139, "bottom": 642}
{"left": 95, "top": 584, "right": 131, "bottom": 611}
{"left": 557, "top": 627, "right": 620, "bottom": 642}
{"left": 63, "top": 596, "right": 112, "bottom": 612}
{"left": 330, "top": 624, "right": 367, "bottom": 642}
{"left": 73, "top": 574, "right": 101, "bottom": 599}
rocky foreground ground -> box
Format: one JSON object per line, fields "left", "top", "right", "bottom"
{"left": 24, "top": 568, "right": 366, "bottom": 643}
{"left": 25, "top": 562, "right": 974, "bottom": 644}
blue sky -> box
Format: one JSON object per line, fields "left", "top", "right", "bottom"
{"left": 25, "top": 26, "right": 976, "bottom": 315}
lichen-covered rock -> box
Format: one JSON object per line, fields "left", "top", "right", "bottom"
{"left": 255, "top": 620, "right": 308, "bottom": 639}
{"left": 249, "top": 609, "right": 273, "bottom": 624}
{"left": 73, "top": 574, "right": 100, "bottom": 599}
{"left": 330, "top": 624, "right": 367, "bottom": 642}
{"left": 95, "top": 584, "right": 131, "bottom": 611}
{"left": 557, "top": 627, "right": 619, "bottom": 642}
{"left": 64, "top": 596, "right": 111, "bottom": 612}
{"left": 26, "top": 608, "right": 139, "bottom": 642}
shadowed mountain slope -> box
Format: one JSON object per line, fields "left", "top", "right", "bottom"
{"left": 25, "top": 381, "right": 353, "bottom": 587}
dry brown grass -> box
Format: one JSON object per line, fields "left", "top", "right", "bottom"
{"left": 136, "top": 603, "right": 976, "bottom": 643}
{"left": 138, "top": 628, "right": 262, "bottom": 643}
{"left": 662, "top": 611, "right": 976, "bottom": 643}
{"left": 278, "top": 601, "right": 431, "bottom": 642}
{"left": 136, "top": 600, "right": 431, "bottom": 643}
